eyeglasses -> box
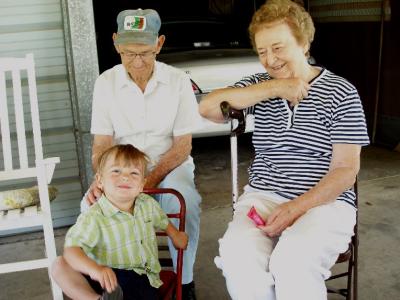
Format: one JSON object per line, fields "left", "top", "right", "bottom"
{"left": 119, "top": 51, "right": 157, "bottom": 60}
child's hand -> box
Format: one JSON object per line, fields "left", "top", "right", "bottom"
{"left": 90, "top": 265, "right": 118, "bottom": 293}
{"left": 172, "top": 231, "right": 188, "bottom": 250}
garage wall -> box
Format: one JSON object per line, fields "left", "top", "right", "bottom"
{"left": 0, "top": 0, "right": 83, "bottom": 232}
{"left": 310, "top": 0, "right": 399, "bottom": 147}
{"left": 376, "top": 0, "right": 400, "bottom": 147}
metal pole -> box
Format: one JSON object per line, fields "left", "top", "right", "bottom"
{"left": 371, "top": 0, "right": 386, "bottom": 144}
{"left": 231, "top": 132, "right": 239, "bottom": 207}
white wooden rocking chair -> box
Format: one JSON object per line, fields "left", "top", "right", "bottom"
{"left": 0, "top": 53, "right": 63, "bottom": 299}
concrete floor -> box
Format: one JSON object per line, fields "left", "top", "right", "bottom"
{"left": 1, "top": 136, "right": 400, "bottom": 300}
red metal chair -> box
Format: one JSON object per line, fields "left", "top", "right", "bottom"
{"left": 143, "top": 188, "right": 186, "bottom": 300}
{"left": 326, "top": 182, "right": 358, "bottom": 300}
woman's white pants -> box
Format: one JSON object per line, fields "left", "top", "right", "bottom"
{"left": 214, "top": 190, "right": 356, "bottom": 300}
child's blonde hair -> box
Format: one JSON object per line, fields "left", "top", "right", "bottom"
{"left": 97, "top": 144, "right": 149, "bottom": 176}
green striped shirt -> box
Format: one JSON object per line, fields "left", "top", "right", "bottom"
{"left": 64, "top": 193, "right": 169, "bottom": 288}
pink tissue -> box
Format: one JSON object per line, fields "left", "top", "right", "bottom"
{"left": 247, "top": 206, "right": 266, "bottom": 226}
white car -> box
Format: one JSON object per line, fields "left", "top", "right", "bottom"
{"left": 158, "top": 19, "right": 264, "bottom": 137}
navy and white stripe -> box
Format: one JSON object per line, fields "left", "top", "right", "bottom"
{"left": 234, "top": 69, "right": 370, "bottom": 207}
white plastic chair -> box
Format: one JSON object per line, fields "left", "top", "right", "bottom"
{"left": 0, "top": 54, "right": 63, "bottom": 299}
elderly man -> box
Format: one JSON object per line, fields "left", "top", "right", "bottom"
{"left": 52, "top": 9, "right": 201, "bottom": 300}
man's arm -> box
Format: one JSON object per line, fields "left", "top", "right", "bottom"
{"left": 145, "top": 134, "right": 192, "bottom": 188}
{"left": 92, "top": 134, "right": 114, "bottom": 172}
{"left": 86, "top": 135, "right": 114, "bottom": 204}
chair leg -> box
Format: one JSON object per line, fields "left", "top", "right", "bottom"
{"left": 353, "top": 240, "right": 358, "bottom": 300}
{"left": 345, "top": 247, "right": 353, "bottom": 300}
{"left": 43, "top": 215, "right": 63, "bottom": 299}
{"left": 37, "top": 164, "right": 63, "bottom": 299}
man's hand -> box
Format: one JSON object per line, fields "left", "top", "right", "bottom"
{"left": 171, "top": 231, "right": 189, "bottom": 250}
{"left": 258, "top": 201, "right": 306, "bottom": 237}
{"left": 271, "top": 78, "right": 310, "bottom": 106}
{"left": 89, "top": 265, "right": 118, "bottom": 293}
{"left": 143, "top": 134, "right": 192, "bottom": 190}
{"left": 86, "top": 180, "right": 103, "bottom": 206}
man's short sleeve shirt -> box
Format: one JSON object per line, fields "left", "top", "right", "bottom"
{"left": 90, "top": 62, "right": 201, "bottom": 165}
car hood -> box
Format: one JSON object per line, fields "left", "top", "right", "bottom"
{"left": 158, "top": 49, "right": 265, "bottom": 93}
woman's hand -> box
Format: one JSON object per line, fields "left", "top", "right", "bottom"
{"left": 258, "top": 200, "right": 306, "bottom": 237}
{"left": 270, "top": 78, "right": 310, "bottom": 105}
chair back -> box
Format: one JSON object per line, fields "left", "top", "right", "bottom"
{"left": 144, "top": 188, "right": 186, "bottom": 300}
{"left": 0, "top": 54, "right": 62, "bottom": 299}
{"left": 0, "top": 54, "right": 44, "bottom": 181}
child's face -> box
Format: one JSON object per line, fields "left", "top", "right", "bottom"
{"left": 96, "top": 156, "right": 145, "bottom": 205}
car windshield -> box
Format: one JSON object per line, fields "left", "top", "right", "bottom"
{"left": 160, "top": 18, "right": 252, "bottom": 53}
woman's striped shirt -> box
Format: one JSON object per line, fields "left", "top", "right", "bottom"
{"left": 234, "top": 68, "right": 370, "bottom": 207}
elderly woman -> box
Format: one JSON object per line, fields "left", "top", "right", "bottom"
{"left": 199, "top": 0, "right": 369, "bottom": 299}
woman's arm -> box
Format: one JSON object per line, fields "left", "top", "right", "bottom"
{"left": 293, "top": 143, "right": 360, "bottom": 210}
{"left": 260, "top": 143, "right": 361, "bottom": 237}
{"left": 199, "top": 78, "right": 310, "bottom": 123}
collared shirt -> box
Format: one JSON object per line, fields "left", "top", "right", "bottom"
{"left": 233, "top": 68, "right": 369, "bottom": 207}
{"left": 90, "top": 62, "right": 201, "bottom": 169}
{"left": 64, "top": 193, "right": 169, "bottom": 288}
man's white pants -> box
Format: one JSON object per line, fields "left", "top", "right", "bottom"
{"left": 214, "top": 189, "right": 356, "bottom": 300}
{"left": 156, "top": 157, "right": 201, "bottom": 284}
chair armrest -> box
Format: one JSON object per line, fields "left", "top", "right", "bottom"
{"left": 37, "top": 157, "right": 60, "bottom": 184}
{"left": 220, "top": 101, "right": 246, "bottom": 135}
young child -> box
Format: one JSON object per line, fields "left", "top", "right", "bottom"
{"left": 57, "top": 144, "right": 188, "bottom": 300}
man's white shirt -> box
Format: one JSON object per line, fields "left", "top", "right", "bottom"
{"left": 91, "top": 62, "right": 201, "bottom": 169}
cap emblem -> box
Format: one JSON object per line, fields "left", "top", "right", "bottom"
{"left": 124, "top": 16, "right": 146, "bottom": 31}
